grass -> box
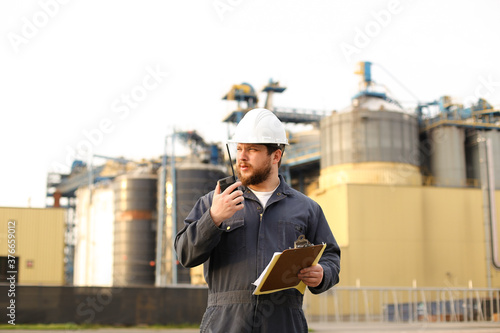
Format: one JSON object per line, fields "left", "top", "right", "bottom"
{"left": 0, "top": 323, "right": 200, "bottom": 330}
{"left": 0, "top": 323, "right": 82, "bottom": 330}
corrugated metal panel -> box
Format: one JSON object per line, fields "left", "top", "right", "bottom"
{"left": 0, "top": 207, "right": 65, "bottom": 285}
{"left": 113, "top": 174, "right": 157, "bottom": 286}
{"left": 161, "top": 163, "right": 226, "bottom": 284}
{"left": 321, "top": 107, "right": 419, "bottom": 169}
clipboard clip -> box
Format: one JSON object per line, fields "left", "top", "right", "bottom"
{"left": 294, "top": 235, "right": 312, "bottom": 248}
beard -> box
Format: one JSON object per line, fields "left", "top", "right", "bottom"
{"left": 237, "top": 159, "right": 272, "bottom": 187}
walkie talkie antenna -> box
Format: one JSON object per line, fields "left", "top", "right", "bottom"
{"left": 217, "top": 144, "right": 239, "bottom": 195}
{"left": 226, "top": 144, "right": 236, "bottom": 180}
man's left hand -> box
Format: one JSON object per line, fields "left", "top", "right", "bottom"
{"left": 298, "top": 264, "right": 323, "bottom": 288}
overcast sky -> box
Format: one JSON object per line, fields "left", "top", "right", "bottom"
{"left": 1, "top": 0, "right": 499, "bottom": 208}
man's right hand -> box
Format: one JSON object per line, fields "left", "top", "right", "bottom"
{"left": 210, "top": 181, "right": 244, "bottom": 226}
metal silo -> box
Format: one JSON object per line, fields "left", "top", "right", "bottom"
{"left": 320, "top": 95, "right": 421, "bottom": 187}
{"left": 477, "top": 130, "right": 500, "bottom": 189}
{"left": 74, "top": 183, "right": 114, "bottom": 286}
{"left": 465, "top": 130, "right": 481, "bottom": 186}
{"left": 160, "top": 162, "right": 226, "bottom": 285}
{"left": 429, "top": 126, "right": 466, "bottom": 187}
{"left": 113, "top": 172, "right": 157, "bottom": 286}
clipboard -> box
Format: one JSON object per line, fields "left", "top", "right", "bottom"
{"left": 252, "top": 235, "right": 326, "bottom": 295}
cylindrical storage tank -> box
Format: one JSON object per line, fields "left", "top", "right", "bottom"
{"left": 429, "top": 126, "right": 466, "bottom": 187}
{"left": 320, "top": 96, "right": 421, "bottom": 187}
{"left": 74, "top": 183, "right": 114, "bottom": 286}
{"left": 160, "top": 163, "right": 226, "bottom": 285}
{"left": 478, "top": 129, "right": 500, "bottom": 189}
{"left": 465, "top": 130, "right": 481, "bottom": 186}
{"left": 113, "top": 173, "right": 157, "bottom": 286}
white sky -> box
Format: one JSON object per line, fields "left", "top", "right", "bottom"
{"left": 1, "top": 0, "right": 499, "bottom": 208}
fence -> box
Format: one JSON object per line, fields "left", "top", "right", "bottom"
{"left": 3, "top": 284, "right": 500, "bottom": 325}
{"left": 0, "top": 284, "right": 207, "bottom": 325}
{"left": 304, "top": 287, "right": 500, "bottom": 324}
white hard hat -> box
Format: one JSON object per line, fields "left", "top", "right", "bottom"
{"left": 228, "top": 108, "right": 289, "bottom": 145}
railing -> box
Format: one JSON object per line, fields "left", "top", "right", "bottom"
{"left": 304, "top": 287, "right": 500, "bottom": 323}
{"left": 282, "top": 142, "right": 320, "bottom": 167}
{"left": 272, "top": 106, "right": 331, "bottom": 117}
{"left": 421, "top": 175, "right": 481, "bottom": 188}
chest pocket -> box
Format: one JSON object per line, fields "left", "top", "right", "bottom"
{"left": 278, "top": 220, "right": 306, "bottom": 250}
{"left": 217, "top": 218, "right": 246, "bottom": 253}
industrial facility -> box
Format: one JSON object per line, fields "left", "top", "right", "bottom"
{"left": 311, "top": 62, "right": 500, "bottom": 289}
{"left": 14, "top": 62, "right": 500, "bottom": 288}
{"left": 2, "top": 61, "right": 500, "bottom": 324}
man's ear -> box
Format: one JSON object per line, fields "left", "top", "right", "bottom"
{"left": 272, "top": 149, "right": 283, "bottom": 165}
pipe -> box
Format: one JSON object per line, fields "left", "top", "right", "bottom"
{"left": 171, "top": 131, "right": 178, "bottom": 285}
{"left": 485, "top": 138, "right": 500, "bottom": 269}
{"left": 86, "top": 158, "right": 93, "bottom": 285}
{"left": 478, "top": 136, "right": 500, "bottom": 289}
{"left": 155, "top": 137, "right": 168, "bottom": 287}
{"left": 53, "top": 191, "right": 62, "bottom": 207}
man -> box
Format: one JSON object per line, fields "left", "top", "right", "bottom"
{"left": 175, "top": 108, "right": 341, "bottom": 332}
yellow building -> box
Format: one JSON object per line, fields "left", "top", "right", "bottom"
{"left": 311, "top": 177, "right": 500, "bottom": 289}
{"left": 307, "top": 65, "right": 500, "bottom": 288}
{"left": 0, "top": 207, "right": 65, "bottom": 285}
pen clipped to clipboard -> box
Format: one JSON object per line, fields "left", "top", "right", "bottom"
{"left": 252, "top": 235, "right": 326, "bottom": 295}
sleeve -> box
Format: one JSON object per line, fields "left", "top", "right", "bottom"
{"left": 174, "top": 191, "right": 225, "bottom": 268}
{"left": 307, "top": 203, "right": 341, "bottom": 295}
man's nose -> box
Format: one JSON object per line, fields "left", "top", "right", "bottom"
{"left": 238, "top": 150, "right": 248, "bottom": 160}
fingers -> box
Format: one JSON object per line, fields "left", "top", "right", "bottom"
{"left": 210, "top": 181, "right": 244, "bottom": 226}
{"left": 220, "top": 181, "right": 243, "bottom": 202}
{"left": 298, "top": 264, "right": 323, "bottom": 288}
{"left": 222, "top": 181, "right": 241, "bottom": 194}
{"left": 230, "top": 189, "right": 244, "bottom": 202}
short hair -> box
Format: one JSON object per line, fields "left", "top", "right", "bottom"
{"left": 264, "top": 144, "right": 285, "bottom": 168}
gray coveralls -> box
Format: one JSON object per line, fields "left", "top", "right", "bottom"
{"left": 175, "top": 175, "right": 341, "bottom": 333}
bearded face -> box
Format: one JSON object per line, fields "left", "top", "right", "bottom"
{"left": 237, "top": 155, "right": 272, "bottom": 187}
{"left": 236, "top": 144, "right": 274, "bottom": 187}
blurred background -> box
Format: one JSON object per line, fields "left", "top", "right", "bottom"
{"left": 1, "top": 0, "right": 500, "bottom": 327}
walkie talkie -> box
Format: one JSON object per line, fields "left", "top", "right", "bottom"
{"left": 218, "top": 144, "right": 237, "bottom": 193}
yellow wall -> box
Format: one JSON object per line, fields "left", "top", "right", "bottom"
{"left": 313, "top": 185, "right": 349, "bottom": 247}
{"left": 320, "top": 162, "right": 422, "bottom": 188}
{"left": 0, "top": 207, "right": 65, "bottom": 285}
{"left": 310, "top": 184, "right": 500, "bottom": 288}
